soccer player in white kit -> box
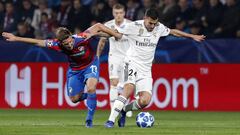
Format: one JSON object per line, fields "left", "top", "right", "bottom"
{"left": 97, "top": 3, "right": 133, "bottom": 125}
{"left": 104, "top": 8, "right": 205, "bottom": 128}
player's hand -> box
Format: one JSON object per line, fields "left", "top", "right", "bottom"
{"left": 192, "top": 35, "right": 206, "bottom": 42}
{"left": 2, "top": 32, "right": 17, "bottom": 42}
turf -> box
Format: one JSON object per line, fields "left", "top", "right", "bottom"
{"left": 0, "top": 109, "right": 240, "bottom": 135}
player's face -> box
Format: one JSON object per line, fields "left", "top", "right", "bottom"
{"left": 144, "top": 17, "right": 158, "bottom": 32}
{"left": 113, "top": 9, "right": 125, "bottom": 23}
{"left": 61, "top": 37, "right": 74, "bottom": 50}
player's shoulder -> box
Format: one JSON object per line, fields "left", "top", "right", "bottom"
{"left": 155, "top": 22, "right": 170, "bottom": 31}
{"left": 73, "top": 33, "right": 87, "bottom": 43}
{"left": 133, "top": 20, "right": 144, "bottom": 27}
{"left": 45, "top": 38, "right": 59, "bottom": 46}
{"left": 124, "top": 18, "right": 132, "bottom": 24}
{"left": 74, "top": 33, "right": 87, "bottom": 38}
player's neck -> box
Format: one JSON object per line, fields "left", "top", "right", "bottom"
{"left": 115, "top": 19, "right": 124, "bottom": 26}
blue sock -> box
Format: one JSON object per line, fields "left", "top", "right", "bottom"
{"left": 79, "top": 93, "right": 87, "bottom": 101}
{"left": 86, "top": 93, "right": 97, "bottom": 121}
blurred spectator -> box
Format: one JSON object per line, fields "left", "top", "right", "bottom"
{"left": 38, "top": 13, "right": 53, "bottom": 38}
{"left": 236, "top": 28, "right": 240, "bottom": 38}
{"left": 189, "top": 0, "right": 208, "bottom": 25}
{"left": 48, "top": 0, "right": 61, "bottom": 8}
{"left": 68, "top": 0, "right": 92, "bottom": 32}
{"left": 54, "top": 0, "right": 72, "bottom": 27}
{"left": 0, "top": 1, "right": 5, "bottom": 29}
{"left": 165, "top": 16, "right": 190, "bottom": 40}
{"left": 81, "top": 0, "right": 94, "bottom": 6}
{"left": 214, "top": 0, "right": 240, "bottom": 38}
{"left": 16, "top": 22, "right": 34, "bottom": 38}
{"left": 31, "top": 0, "right": 51, "bottom": 30}
{"left": 136, "top": 0, "right": 155, "bottom": 20}
{"left": 177, "top": 0, "right": 192, "bottom": 21}
{"left": 202, "top": 0, "right": 224, "bottom": 38}
{"left": 91, "top": 1, "right": 107, "bottom": 23}
{"left": 189, "top": 21, "right": 202, "bottom": 35}
{"left": 104, "top": 0, "right": 119, "bottom": 21}
{"left": 158, "top": 0, "right": 180, "bottom": 28}
{"left": 125, "top": 0, "right": 140, "bottom": 20}
{"left": 19, "top": 0, "right": 35, "bottom": 26}
{"left": 3, "top": 2, "right": 20, "bottom": 33}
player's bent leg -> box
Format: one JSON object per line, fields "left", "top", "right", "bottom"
{"left": 138, "top": 91, "right": 152, "bottom": 108}
{"left": 69, "top": 93, "right": 87, "bottom": 103}
{"left": 85, "top": 78, "right": 98, "bottom": 128}
{"left": 123, "top": 92, "right": 151, "bottom": 119}
{"left": 105, "top": 83, "right": 134, "bottom": 128}
{"left": 109, "top": 78, "right": 119, "bottom": 108}
{"left": 117, "top": 83, "right": 135, "bottom": 127}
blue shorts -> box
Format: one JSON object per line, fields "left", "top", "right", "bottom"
{"left": 66, "top": 57, "right": 99, "bottom": 96}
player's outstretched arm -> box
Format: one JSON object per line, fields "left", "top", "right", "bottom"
{"left": 86, "top": 23, "right": 122, "bottom": 40}
{"left": 170, "top": 29, "right": 206, "bottom": 42}
{"left": 96, "top": 37, "right": 107, "bottom": 57}
{"left": 2, "top": 32, "right": 45, "bottom": 47}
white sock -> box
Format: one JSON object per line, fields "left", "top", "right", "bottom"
{"left": 109, "top": 86, "right": 118, "bottom": 109}
{"left": 124, "top": 100, "right": 141, "bottom": 112}
{"left": 108, "top": 95, "right": 127, "bottom": 122}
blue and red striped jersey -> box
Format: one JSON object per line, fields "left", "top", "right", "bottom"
{"left": 45, "top": 33, "right": 95, "bottom": 70}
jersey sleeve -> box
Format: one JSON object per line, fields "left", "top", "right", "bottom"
{"left": 157, "top": 23, "right": 170, "bottom": 37}
{"left": 118, "top": 22, "right": 139, "bottom": 35}
{"left": 44, "top": 39, "right": 61, "bottom": 51}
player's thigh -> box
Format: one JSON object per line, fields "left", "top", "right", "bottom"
{"left": 123, "top": 61, "right": 137, "bottom": 85}
{"left": 83, "top": 57, "right": 99, "bottom": 93}
{"left": 108, "top": 55, "right": 123, "bottom": 80}
{"left": 66, "top": 69, "right": 85, "bottom": 97}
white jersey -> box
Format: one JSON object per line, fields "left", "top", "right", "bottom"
{"left": 119, "top": 20, "right": 170, "bottom": 73}
{"left": 105, "top": 19, "right": 132, "bottom": 57}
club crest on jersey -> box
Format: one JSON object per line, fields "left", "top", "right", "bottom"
{"left": 138, "top": 28, "right": 144, "bottom": 36}
{"left": 111, "top": 25, "right": 115, "bottom": 29}
{"left": 78, "top": 46, "right": 84, "bottom": 51}
{"left": 153, "top": 32, "right": 157, "bottom": 37}
{"left": 47, "top": 41, "right": 53, "bottom": 47}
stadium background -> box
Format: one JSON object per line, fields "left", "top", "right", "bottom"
{"left": 0, "top": 0, "right": 240, "bottom": 135}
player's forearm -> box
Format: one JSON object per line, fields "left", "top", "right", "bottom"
{"left": 96, "top": 38, "right": 107, "bottom": 57}
{"left": 15, "top": 36, "right": 45, "bottom": 47}
{"left": 95, "top": 32, "right": 111, "bottom": 38}
{"left": 96, "top": 23, "right": 122, "bottom": 39}
{"left": 170, "top": 29, "right": 194, "bottom": 39}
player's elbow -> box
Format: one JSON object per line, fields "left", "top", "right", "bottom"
{"left": 94, "top": 23, "right": 104, "bottom": 31}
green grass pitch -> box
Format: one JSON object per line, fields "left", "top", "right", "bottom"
{"left": 0, "top": 109, "right": 240, "bottom": 135}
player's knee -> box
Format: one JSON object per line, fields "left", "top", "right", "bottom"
{"left": 139, "top": 98, "right": 150, "bottom": 108}
{"left": 110, "top": 79, "right": 119, "bottom": 87}
{"left": 87, "top": 86, "right": 96, "bottom": 93}
{"left": 70, "top": 96, "right": 80, "bottom": 103}
{"left": 138, "top": 95, "right": 151, "bottom": 108}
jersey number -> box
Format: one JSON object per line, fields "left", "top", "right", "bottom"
{"left": 90, "top": 65, "right": 97, "bottom": 74}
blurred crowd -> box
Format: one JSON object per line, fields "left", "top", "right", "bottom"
{"left": 0, "top": 0, "right": 240, "bottom": 40}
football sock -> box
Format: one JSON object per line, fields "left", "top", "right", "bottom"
{"left": 109, "top": 85, "right": 118, "bottom": 108}
{"left": 79, "top": 93, "right": 88, "bottom": 101}
{"left": 108, "top": 95, "right": 127, "bottom": 122}
{"left": 86, "top": 93, "right": 97, "bottom": 121}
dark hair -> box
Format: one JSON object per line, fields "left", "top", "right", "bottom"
{"left": 41, "top": 12, "right": 48, "bottom": 17}
{"left": 55, "top": 27, "right": 71, "bottom": 42}
{"left": 145, "top": 8, "right": 159, "bottom": 20}
{"left": 113, "top": 3, "right": 125, "bottom": 10}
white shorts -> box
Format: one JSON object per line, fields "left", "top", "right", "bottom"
{"left": 108, "top": 54, "right": 125, "bottom": 80}
{"left": 123, "top": 59, "right": 153, "bottom": 96}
